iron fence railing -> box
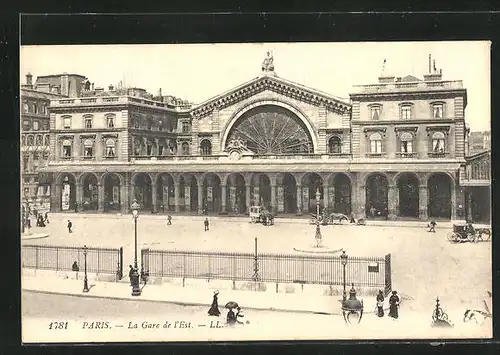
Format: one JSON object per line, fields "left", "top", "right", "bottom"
{"left": 22, "top": 244, "right": 123, "bottom": 280}
{"left": 142, "top": 249, "right": 391, "bottom": 294}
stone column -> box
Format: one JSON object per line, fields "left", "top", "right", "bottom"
{"left": 229, "top": 186, "right": 236, "bottom": 212}
{"left": 174, "top": 182, "right": 180, "bottom": 213}
{"left": 130, "top": 181, "right": 136, "bottom": 209}
{"left": 184, "top": 185, "right": 191, "bottom": 212}
{"left": 270, "top": 184, "right": 276, "bottom": 213}
{"left": 52, "top": 183, "right": 61, "bottom": 212}
{"left": 418, "top": 185, "right": 428, "bottom": 220}
{"left": 97, "top": 183, "right": 104, "bottom": 212}
{"left": 296, "top": 184, "right": 302, "bottom": 215}
{"left": 198, "top": 184, "right": 203, "bottom": 215}
{"left": 152, "top": 181, "right": 158, "bottom": 213}
{"left": 75, "top": 181, "right": 83, "bottom": 211}
{"left": 245, "top": 184, "right": 251, "bottom": 213}
{"left": 221, "top": 185, "right": 227, "bottom": 213}
{"left": 302, "top": 186, "right": 309, "bottom": 213}
{"left": 466, "top": 189, "right": 472, "bottom": 222}
{"left": 277, "top": 185, "right": 284, "bottom": 213}
{"left": 451, "top": 181, "right": 457, "bottom": 220}
{"left": 323, "top": 181, "right": 329, "bottom": 212}
{"left": 121, "top": 181, "right": 128, "bottom": 214}
{"left": 387, "top": 185, "right": 397, "bottom": 220}
{"left": 357, "top": 181, "right": 366, "bottom": 218}
{"left": 253, "top": 186, "right": 260, "bottom": 206}
{"left": 329, "top": 186, "right": 336, "bottom": 212}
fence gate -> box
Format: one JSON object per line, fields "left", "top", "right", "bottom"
{"left": 141, "top": 248, "right": 150, "bottom": 273}
{"left": 384, "top": 253, "right": 392, "bottom": 296}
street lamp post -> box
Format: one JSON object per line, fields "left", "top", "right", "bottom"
{"left": 131, "top": 199, "right": 141, "bottom": 296}
{"left": 83, "top": 245, "right": 89, "bottom": 293}
{"left": 314, "top": 188, "right": 322, "bottom": 247}
{"left": 340, "top": 250, "right": 348, "bottom": 302}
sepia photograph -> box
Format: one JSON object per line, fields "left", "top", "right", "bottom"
{"left": 20, "top": 41, "right": 492, "bottom": 343}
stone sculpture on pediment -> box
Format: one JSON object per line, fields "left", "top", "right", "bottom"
{"left": 262, "top": 51, "right": 274, "bottom": 72}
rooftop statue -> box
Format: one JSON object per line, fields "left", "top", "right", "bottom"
{"left": 262, "top": 51, "right": 274, "bottom": 72}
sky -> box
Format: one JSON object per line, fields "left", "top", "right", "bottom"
{"left": 20, "top": 42, "right": 490, "bottom": 131}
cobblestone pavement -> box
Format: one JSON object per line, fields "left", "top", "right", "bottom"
{"left": 22, "top": 214, "right": 492, "bottom": 313}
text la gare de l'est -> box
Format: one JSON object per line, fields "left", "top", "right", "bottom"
{"left": 82, "top": 320, "right": 224, "bottom": 330}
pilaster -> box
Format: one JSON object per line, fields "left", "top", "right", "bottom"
{"left": 387, "top": 185, "right": 397, "bottom": 220}
{"left": 296, "top": 184, "right": 302, "bottom": 216}
{"left": 221, "top": 184, "right": 227, "bottom": 213}
{"left": 419, "top": 185, "right": 428, "bottom": 220}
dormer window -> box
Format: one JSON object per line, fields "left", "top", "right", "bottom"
{"left": 401, "top": 105, "right": 412, "bottom": 120}
{"left": 85, "top": 116, "right": 93, "bottom": 129}
{"left": 433, "top": 104, "right": 443, "bottom": 119}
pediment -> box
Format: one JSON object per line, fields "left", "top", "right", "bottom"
{"left": 191, "top": 74, "right": 351, "bottom": 119}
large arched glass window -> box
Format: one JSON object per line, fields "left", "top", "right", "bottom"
{"left": 83, "top": 139, "right": 94, "bottom": 157}
{"left": 200, "top": 139, "right": 212, "bottom": 156}
{"left": 400, "top": 132, "right": 413, "bottom": 153}
{"left": 432, "top": 132, "right": 445, "bottom": 153}
{"left": 369, "top": 132, "right": 382, "bottom": 153}
{"left": 35, "top": 135, "right": 43, "bottom": 146}
{"left": 62, "top": 139, "right": 72, "bottom": 158}
{"left": 105, "top": 138, "right": 116, "bottom": 157}
{"left": 328, "top": 136, "right": 342, "bottom": 154}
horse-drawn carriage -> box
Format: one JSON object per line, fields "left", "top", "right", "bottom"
{"left": 249, "top": 206, "right": 274, "bottom": 226}
{"left": 310, "top": 212, "right": 350, "bottom": 225}
{"left": 447, "top": 223, "right": 491, "bottom": 243}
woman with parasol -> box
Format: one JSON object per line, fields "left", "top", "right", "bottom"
{"left": 225, "top": 301, "right": 239, "bottom": 326}
{"left": 208, "top": 290, "right": 221, "bottom": 316}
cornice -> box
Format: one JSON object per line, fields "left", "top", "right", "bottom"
{"left": 350, "top": 90, "right": 466, "bottom": 101}
{"left": 192, "top": 76, "right": 351, "bottom": 119}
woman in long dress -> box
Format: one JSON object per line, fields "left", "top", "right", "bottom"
{"left": 388, "top": 291, "right": 400, "bottom": 319}
{"left": 208, "top": 290, "right": 221, "bottom": 316}
{"left": 376, "top": 290, "right": 385, "bottom": 317}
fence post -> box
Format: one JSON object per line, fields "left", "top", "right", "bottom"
{"left": 384, "top": 254, "right": 392, "bottom": 296}
{"left": 117, "top": 247, "right": 123, "bottom": 280}
{"left": 56, "top": 247, "right": 59, "bottom": 271}
{"left": 35, "top": 246, "right": 39, "bottom": 270}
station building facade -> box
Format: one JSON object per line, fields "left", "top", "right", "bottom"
{"left": 41, "top": 59, "right": 471, "bottom": 221}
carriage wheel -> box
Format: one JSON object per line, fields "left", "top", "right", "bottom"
{"left": 467, "top": 233, "right": 477, "bottom": 243}
{"left": 447, "top": 232, "right": 458, "bottom": 243}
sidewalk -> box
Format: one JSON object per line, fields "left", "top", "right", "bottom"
{"left": 47, "top": 212, "right": 468, "bottom": 229}
{"left": 22, "top": 274, "right": 389, "bottom": 316}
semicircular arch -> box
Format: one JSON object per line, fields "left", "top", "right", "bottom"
{"left": 55, "top": 172, "right": 77, "bottom": 185}
{"left": 220, "top": 99, "right": 319, "bottom": 154}
{"left": 100, "top": 172, "right": 125, "bottom": 186}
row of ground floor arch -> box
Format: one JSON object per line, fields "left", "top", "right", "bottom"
{"left": 49, "top": 170, "right": 465, "bottom": 220}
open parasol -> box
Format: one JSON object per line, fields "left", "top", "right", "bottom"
{"left": 225, "top": 301, "right": 239, "bottom": 309}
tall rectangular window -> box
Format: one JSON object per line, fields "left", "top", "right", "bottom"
{"left": 33, "top": 121, "right": 39, "bottom": 130}
{"left": 433, "top": 104, "right": 443, "bottom": 119}
{"left": 369, "top": 132, "right": 382, "bottom": 153}
{"left": 107, "top": 116, "right": 115, "bottom": 128}
{"left": 182, "top": 122, "right": 190, "bottom": 133}
{"left": 371, "top": 107, "right": 381, "bottom": 120}
{"left": 85, "top": 117, "right": 93, "bottom": 129}
{"left": 63, "top": 117, "right": 71, "bottom": 129}
{"left": 401, "top": 105, "right": 412, "bottom": 120}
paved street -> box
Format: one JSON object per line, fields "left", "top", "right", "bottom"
{"left": 22, "top": 213, "right": 491, "bottom": 312}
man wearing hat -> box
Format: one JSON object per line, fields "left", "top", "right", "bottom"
{"left": 208, "top": 290, "right": 221, "bottom": 316}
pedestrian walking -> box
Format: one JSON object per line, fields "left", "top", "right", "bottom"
{"left": 167, "top": 215, "right": 172, "bottom": 225}
{"left": 128, "top": 265, "right": 134, "bottom": 285}
{"left": 44, "top": 212, "right": 49, "bottom": 224}
{"left": 428, "top": 220, "right": 437, "bottom": 233}
{"left": 204, "top": 218, "right": 210, "bottom": 231}
{"left": 67, "top": 220, "right": 73, "bottom": 233}
{"left": 26, "top": 217, "right": 32, "bottom": 234}
{"left": 388, "top": 290, "right": 400, "bottom": 319}
{"left": 208, "top": 290, "right": 221, "bottom": 316}
{"left": 226, "top": 309, "right": 236, "bottom": 326}
{"left": 376, "top": 290, "right": 385, "bottom": 317}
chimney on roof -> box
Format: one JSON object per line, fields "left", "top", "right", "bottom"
{"left": 423, "top": 55, "right": 443, "bottom": 81}
{"left": 109, "top": 84, "right": 114, "bottom": 91}
{"left": 26, "top": 73, "right": 33, "bottom": 86}
{"left": 428, "top": 54, "right": 431, "bottom": 74}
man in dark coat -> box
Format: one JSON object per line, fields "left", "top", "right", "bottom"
{"left": 388, "top": 290, "right": 400, "bottom": 319}
{"left": 208, "top": 290, "right": 221, "bottom": 316}
{"left": 167, "top": 215, "right": 172, "bottom": 225}
{"left": 67, "top": 220, "right": 73, "bottom": 233}
{"left": 376, "top": 290, "right": 385, "bottom": 317}
{"left": 128, "top": 265, "right": 134, "bottom": 285}
{"left": 428, "top": 220, "right": 437, "bottom": 233}
{"left": 204, "top": 218, "right": 209, "bottom": 231}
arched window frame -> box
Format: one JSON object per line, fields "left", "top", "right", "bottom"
{"left": 21, "top": 135, "right": 26, "bottom": 146}
{"left": 399, "top": 132, "right": 414, "bottom": 154}
{"left": 44, "top": 135, "right": 50, "bottom": 146}
{"left": 200, "top": 139, "right": 212, "bottom": 156}
{"left": 35, "top": 135, "right": 43, "bottom": 146}
{"left": 181, "top": 142, "right": 190, "bottom": 156}
{"left": 105, "top": 138, "right": 116, "bottom": 158}
{"left": 328, "top": 135, "right": 342, "bottom": 154}
{"left": 369, "top": 132, "right": 383, "bottom": 154}
{"left": 83, "top": 138, "right": 94, "bottom": 158}
{"left": 431, "top": 131, "right": 446, "bottom": 154}
{"left": 62, "top": 139, "right": 72, "bottom": 158}
{"left": 27, "top": 135, "right": 34, "bottom": 146}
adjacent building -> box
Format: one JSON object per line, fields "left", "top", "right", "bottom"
{"left": 21, "top": 73, "right": 87, "bottom": 211}
{"left": 38, "top": 54, "right": 482, "bottom": 221}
